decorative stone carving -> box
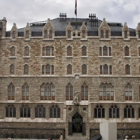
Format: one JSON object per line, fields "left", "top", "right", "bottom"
{"left": 73, "top": 91, "right": 80, "bottom": 105}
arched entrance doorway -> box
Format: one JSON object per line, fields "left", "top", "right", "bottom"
{"left": 72, "top": 113, "right": 83, "bottom": 133}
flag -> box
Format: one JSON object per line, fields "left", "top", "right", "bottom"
{"left": 75, "top": 0, "right": 77, "bottom": 16}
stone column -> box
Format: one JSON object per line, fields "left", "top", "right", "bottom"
{"left": 31, "top": 104, "right": 35, "bottom": 119}
{"left": 16, "top": 105, "right": 20, "bottom": 119}
{"left": 135, "top": 105, "right": 139, "bottom": 120}
{"left": 105, "top": 104, "right": 109, "bottom": 120}
{"left": 120, "top": 104, "right": 124, "bottom": 121}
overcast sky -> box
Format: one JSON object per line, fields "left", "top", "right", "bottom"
{"left": 0, "top": 0, "right": 140, "bottom": 30}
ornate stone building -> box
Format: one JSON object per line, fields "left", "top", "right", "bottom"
{"left": 0, "top": 13, "right": 140, "bottom": 139}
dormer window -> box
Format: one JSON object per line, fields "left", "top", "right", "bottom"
{"left": 26, "top": 30, "right": 29, "bottom": 38}
{"left": 101, "top": 30, "right": 104, "bottom": 38}
{"left": 12, "top": 31, "right": 16, "bottom": 39}
{"left": 49, "top": 30, "right": 52, "bottom": 38}
{"left": 82, "top": 30, "right": 86, "bottom": 38}
{"left": 106, "top": 30, "right": 109, "bottom": 38}
{"left": 124, "top": 31, "right": 127, "bottom": 38}
{"left": 44, "top": 30, "right": 48, "bottom": 38}
{"left": 68, "top": 30, "right": 71, "bottom": 38}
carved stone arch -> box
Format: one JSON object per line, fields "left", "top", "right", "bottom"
{"left": 80, "top": 22, "right": 87, "bottom": 38}
{"left": 24, "top": 23, "right": 31, "bottom": 39}
{"left": 43, "top": 18, "right": 55, "bottom": 39}
{"left": 11, "top": 23, "right": 18, "bottom": 39}
{"left": 98, "top": 18, "right": 111, "bottom": 38}
{"left": 66, "top": 22, "right": 73, "bottom": 38}
{"left": 122, "top": 22, "right": 129, "bottom": 38}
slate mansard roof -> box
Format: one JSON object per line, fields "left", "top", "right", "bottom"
{"left": 6, "top": 17, "right": 136, "bottom": 37}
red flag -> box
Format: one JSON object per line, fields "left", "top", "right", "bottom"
{"left": 75, "top": 0, "right": 77, "bottom": 16}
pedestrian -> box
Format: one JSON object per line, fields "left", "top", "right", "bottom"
{"left": 60, "top": 133, "right": 63, "bottom": 140}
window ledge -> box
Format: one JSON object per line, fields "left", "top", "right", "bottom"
{"left": 24, "top": 39, "right": 30, "bottom": 41}
{"left": 99, "top": 38, "right": 111, "bottom": 41}
{"left": 23, "top": 56, "right": 30, "bottom": 59}
{"left": 81, "top": 38, "right": 87, "bottom": 41}
{"left": 66, "top": 56, "right": 73, "bottom": 58}
{"left": 42, "top": 56, "right": 55, "bottom": 58}
{"left": 42, "top": 38, "right": 54, "bottom": 41}
{"left": 124, "top": 56, "right": 131, "bottom": 58}
{"left": 9, "top": 56, "right": 16, "bottom": 59}
{"left": 98, "top": 56, "right": 112, "bottom": 58}
{"left": 123, "top": 38, "right": 130, "bottom": 40}
{"left": 66, "top": 38, "right": 73, "bottom": 41}
{"left": 10, "top": 39, "right": 16, "bottom": 41}
{"left": 81, "top": 56, "right": 88, "bottom": 58}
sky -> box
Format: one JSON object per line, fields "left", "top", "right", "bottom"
{"left": 0, "top": 0, "right": 140, "bottom": 30}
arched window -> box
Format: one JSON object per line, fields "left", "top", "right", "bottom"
{"left": 103, "top": 46, "right": 107, "bottom": 56}
{"left": 125, "top": 46, "right": 129, "bottom": 56}
{"left": 68, "top": 30, "right": 71, "bottom": 38}
{"left": 12, "top": 31, "right": 16, "bottom": 39}
{"left": 46, "top": 46, "right": 50, "bottom": 56}
{"left": 106, "top": 30, "right": 109, "bottom": 38}
{"left": 49, "top": 30, "right": 52, "bottom": 38}
{"left": 81, "top": 83, "right": 88, "bottom": 100}
{"left": 6, "top": 104, "right": 16, "bottom": 117}
{"left": 94, "top": 105, "right": 105, "bottom": 118}
{"left": 22, "top": 83, "right": 29, "bottom": 100}
{"left": 109, "top": 105, "right": 119, "bottom": 118}
{"left": 20, "top": 105, "right": 30, "bottom": 117}
{"left": 10, "top": 46, "right": 15, "bottom": 56}
{"left": 40, "top": 83, "right": 55, "bottom": 100}
{"left": 125, "top": 64, "right": 130, "bottom": 75}
{"left": 67, "top": 46, "right": 72, "bottom": 56}
{"left": 43, "top": 46, "right": 54, "bottom": 56}
{"left": 101, "top": 30, "right": 104, "bottom": 38}
{"left": 67, "top": 64, "right": 72, "bottom": 74}
{"left": 99, "top": 83, "right": 114, "bottom": 100}
{"left": 82, "top": 46, "right": 87, "bottom": 56}
{"left": 82, "top": 30, "right": 86, "bottom": 38}
{"left": 35, "top": 105, "right": 45, "bottom": 118}
{"left": 66, "top": 83, "right": 73, "bottom": 100}
{"left": 26, "top": 30, "right": 29, "bottom": 38}
{"left": 42, "top": 64, "right": 54, "bottom": 75}
{"left": 50, "top": 105, "right": 60, "bottom": 118}
{"left": 10, "top": 64, "right": 14, "bottom": 74}
{"left": 124, "top": 105, "right": 134, "bottom": 118}
{"left": 24, "top": 64, "right": 29, "bottom": 75}
{"left": 125, "top": 84, "right": 132, "bottom": 100}
{"left": 24, "top": 46, "right": 29, "bottom": 56}
{"left": 44, "top": 30, "right": 48, "bottom": 38}
{"left": 46, "top": 64, "right": 50, "bottom": 74}
{"left": 8, "top": 83, "right": 15, "bottom": 100}
{"left": 104, "top": 64, "right": 108, "bottom": 74}
{"left": 82, "top": 64, "right": 87, "bottom": 74}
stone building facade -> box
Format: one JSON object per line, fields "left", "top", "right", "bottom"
{"left": 0, "top": 14, "right": 140, "bottom": 139}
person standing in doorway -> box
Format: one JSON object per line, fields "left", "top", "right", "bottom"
{"left": 60, "top": 133, "right": 63, "bottom": 140}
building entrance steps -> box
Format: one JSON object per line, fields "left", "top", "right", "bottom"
{"left": 67, "top": 133, "right": 87, "bottom": 140}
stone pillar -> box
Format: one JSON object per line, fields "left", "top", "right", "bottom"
{"left": 16, "top": 106, "right": 20, "bottom": 119}
{"left": 100, "top": 122, "right": 117, "bottom": 140}
{"left": 120, "top": 104, "right": 124, "bottom": 121}
{"left": 135, "top": 105, "right": 139, "bottom": 120}
{"left": 105, "top": 105, "right": 109, "bottom": 120}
